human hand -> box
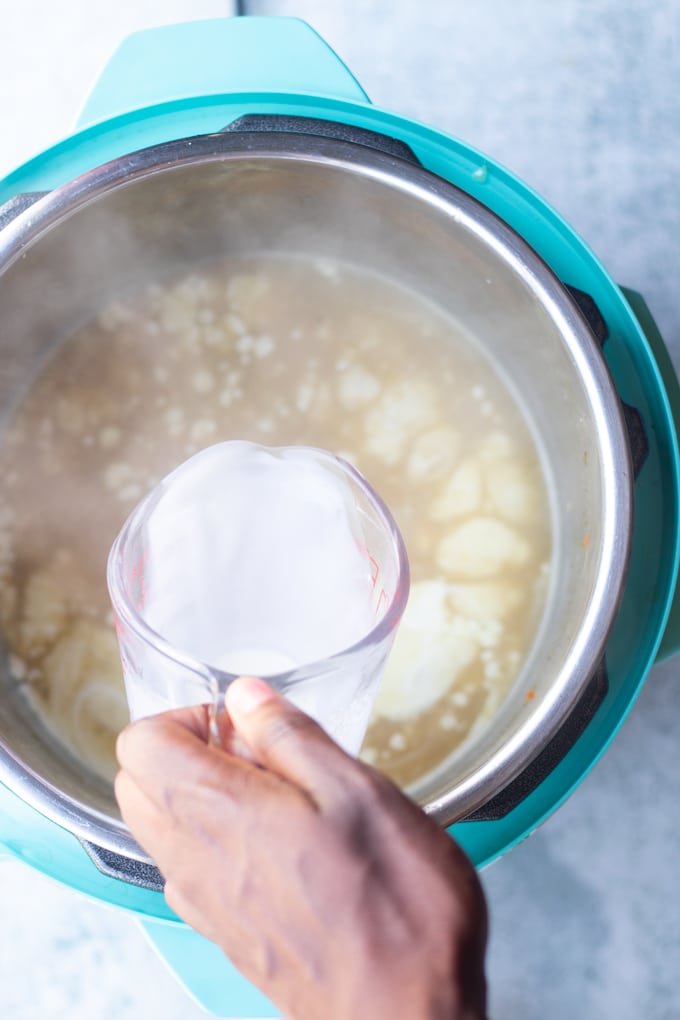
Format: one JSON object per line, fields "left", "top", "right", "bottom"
{"left": 115, "top": 677, "right": 488, "bottom": 1020}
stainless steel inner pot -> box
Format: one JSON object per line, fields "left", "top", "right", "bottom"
{"left": 0, "top": 130, "right": 631, "bottom": 861}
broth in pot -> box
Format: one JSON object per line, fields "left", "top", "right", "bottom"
{"left": 0, "top": 254, "right": 551, "bottom": 789}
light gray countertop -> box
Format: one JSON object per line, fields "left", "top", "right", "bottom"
{"left": 1, "top": 2, "right": 679, "bottom": 1017}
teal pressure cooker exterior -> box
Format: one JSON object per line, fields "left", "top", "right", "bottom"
{"left": 1, "top": 17, "right": 679, "bottom": 1017}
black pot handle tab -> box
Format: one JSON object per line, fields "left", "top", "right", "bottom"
{"left": 566, "top": 283, "right": 649, "bottom": 478}
{"left": 464, "top": 658, "right": 609, "bottom": 821}
{"left": 79, "top": 839, "right": 165, "bottom": 892}
{"left": 220, "top": 113, "right": 422, "bottom": 167}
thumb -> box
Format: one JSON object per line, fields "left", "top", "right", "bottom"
{"left": 225, "top": 676, "right": 357, "bottom": 804}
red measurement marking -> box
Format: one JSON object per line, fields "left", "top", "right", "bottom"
{"left": 129, "top": 549, "right": 147, "bottom": 581}
{"left": 375, "top": 587, "right": 388, "bottom": 618}
{"left": 355, "top": 540, "right": 381, "bottom": 590}
{"left": 368, "top": 555, "right": 380, "bottom": 589}
{"left": 128, "top": 549, "right": 148, "bottom": 611}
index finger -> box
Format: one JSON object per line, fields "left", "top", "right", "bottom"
{"left": 115, "top": 706, "right": 248, "bottom": 807}
{"left": 118, "top": 704, "right": 213, "bottom": 750}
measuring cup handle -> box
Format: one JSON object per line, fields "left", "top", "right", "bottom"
{"left": 139, "top": 919, "right": 282, "bottom": 1018}
{"left": 76, "top": 17, "right": 370, "bottom": 131}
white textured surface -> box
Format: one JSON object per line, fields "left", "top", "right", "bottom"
{"left": 0, "top": 865, "right": 209, "bottom": 1018}
{"left": 1, "top": 2, "right": 679, "bottom": 1018}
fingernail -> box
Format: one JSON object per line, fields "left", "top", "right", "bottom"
{"left": 226, "top": 676, "right": 277, "bottom": 717}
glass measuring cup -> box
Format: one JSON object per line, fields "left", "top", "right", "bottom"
{"left": 107, "top": 441, "right": 410, "bottom": 754}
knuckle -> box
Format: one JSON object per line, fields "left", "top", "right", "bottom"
{"left": 346, "top": 763, "right": 384, "bottom": 806}
{"left": 345, "top": 761, "right": 394, "bottom": 809}
{"left": 327, "top": 763, "right": 385, "bottom": 833}
{"left": 259, "top": 704, "right": 325, "bottom": 753}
